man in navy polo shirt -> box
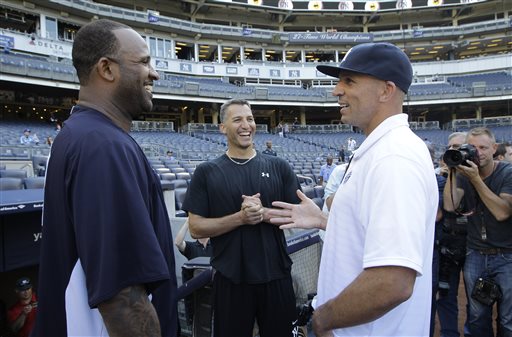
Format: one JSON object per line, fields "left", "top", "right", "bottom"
{"left": 31, "top": 19, "right": 178, "bottom": 337}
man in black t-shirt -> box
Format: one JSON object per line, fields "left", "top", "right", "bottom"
{"left": 183, "top": 98, "right": 301, "bottom": 337}
{"left": 175, "top": 219, "right": 212, "bottom": 260}
{"left": 443, "top": 127, "right": 512, "bottom": 337}
{"left": 262, "top": 140, "right": 277, "bottom": 156}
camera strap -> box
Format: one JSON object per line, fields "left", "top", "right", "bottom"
{"left": 448, "top": 168, "right": 475, "bottom": 217}
{"left": 475, "top": 161, "right": 498, "bottom": 241}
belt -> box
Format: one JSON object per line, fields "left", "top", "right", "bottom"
{"left": 478, "top": 248, "right": 512, "bottom": 255}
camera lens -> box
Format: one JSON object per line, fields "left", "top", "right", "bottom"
{"left": 443, "top": 149, "right": 463, "bottom": 167}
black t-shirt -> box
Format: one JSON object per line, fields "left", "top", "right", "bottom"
{"left": 183, "top": 153, "right": 301, "bottom": 284}
{"left": 458, "top": 161, "right": 512, "bottom": 250}
{"left": 262, "top": 149, "right": 277, "bottom": 156}
{"left": 182, "top": 240, "right": 213, "bottom": 260}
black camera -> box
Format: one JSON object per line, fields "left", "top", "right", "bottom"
{"left": 443, "top": 144, "right": 479, "bottom": 168}
{"left": 471, "top": 277, "right": 502, "bottom": 306}
{"left": 438, "top": 245, "right": 466, "bottom": 293}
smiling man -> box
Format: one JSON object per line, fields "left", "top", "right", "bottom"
{"left": 31, "top": 19, "right": 178, "bottom": 337}
{"left": 183, "top": 98, "right": 302, "bottom": 336}
{"left": 268, "top": 42, "right": 438, "bottom": 337}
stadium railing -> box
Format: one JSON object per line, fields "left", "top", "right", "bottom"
{"left": 176, "top": 229, "right": 322, "bottom": 337}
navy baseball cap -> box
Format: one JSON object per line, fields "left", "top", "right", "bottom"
{"left": 317, "top": 42, "right": 413, "bottom": 93}
{"left": 16, "top": 277, "right": 32, "bottom": 291}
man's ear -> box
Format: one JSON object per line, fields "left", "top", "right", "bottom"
{"left": 379, "top": 81, "right": 397, "bottom": 102}
{"left": 219, "top": 123, "right": 226, "bottom": 135}
{"left": 96, "top": 57, "right": 116, "bottom": 82}
{"left": 492, "top": 143, "right": 498, "bottom": 156}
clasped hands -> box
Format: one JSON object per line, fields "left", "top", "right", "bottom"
{"left": 241, "top": 193, "right": 265, "bottom": 224}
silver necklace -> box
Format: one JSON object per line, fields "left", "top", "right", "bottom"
{"left": 225, "top": 150, "right": 257, "bottom": 165}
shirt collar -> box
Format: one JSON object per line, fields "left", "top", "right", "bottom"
{"left": 352, "top": 113, "right": 409, "bottom": 159}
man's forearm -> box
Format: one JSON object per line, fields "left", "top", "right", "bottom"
{"left": 98, "top": 285, "right": 161, "bottom": 337}
{"left": 443, "top": 173, "right": 463, "bottom": 212}
{"left": 10, "top": 312, "right": 27, "bottom": 332}
{"left": 313, "top": 267, "right": 415, "bottom": 334}
{"left": 189, "top": 212, "right": 245, "bottom": 238}
{"left": 471, "top": 178, "right": 512, "bottom": 221}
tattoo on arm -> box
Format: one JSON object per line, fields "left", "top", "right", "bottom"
{"left": 98, "top": 285, "right": 161, "bottom": 337}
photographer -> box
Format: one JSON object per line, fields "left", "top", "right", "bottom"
{"left": 443, "top": 127, "right": 512, "bottom": 337}
{"left": 437, "top": 132, "right": 472, "bottom": 337}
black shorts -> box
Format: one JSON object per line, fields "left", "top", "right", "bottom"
{"left": 213, "top": 272, "right": 297, "bottom": 337}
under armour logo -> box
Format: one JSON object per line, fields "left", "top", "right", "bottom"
{"left": 261, "top": 172, "right": 270, "bottom": 177}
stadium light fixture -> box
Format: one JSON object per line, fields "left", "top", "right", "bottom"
{"left": 427, "top": 0, "right": 443, "bottom": 6}
{"left": 308, "top": 1, "right": 323, "bottom": 10}
{"left": 365, "top": 1, "right": 380, "bottom": 11}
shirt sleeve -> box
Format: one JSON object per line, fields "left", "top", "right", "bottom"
{"left": 362, "top": 155, "right": 436, "bottom": 275}
{"left": 182, "top": 163, "right": 210, "bottom": 216}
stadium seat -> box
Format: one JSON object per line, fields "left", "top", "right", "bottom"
{"left": 174, "top": 187, "right": 188, "bottom": 217}
{"left": 175, "top": 172, "right": 191, "bottom": 180}
{"left": 171, "top": 167, "right": 186, "bottom": 173}
{"left": 160, "top": 172, "right": 177, "bottom": 181}
{"left": 32, "top": 155, "right": 49, "bottom": 176}
{"left": 24, "top": 176, "right": 46, "bottom": 189}
{"left": 314, "top": 185, "right": 325, "bottom": 199}
{"left": 302, "top": 185, "right": 316, "bottom": 199}
{"left": 0, "top": 169, "right": 28, "bottom": 179}
{"left": 170, "top": 179, "right": 188, "bottom": 189}
{"left": 155, "top": 167, "right": 171, "bottom": 174}
{"left": 0, "top": 177, "right": 24, "bottom": 190}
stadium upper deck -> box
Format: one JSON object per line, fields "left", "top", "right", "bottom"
{"left": 0, "top": 0, "right": 510, "bottom": 127}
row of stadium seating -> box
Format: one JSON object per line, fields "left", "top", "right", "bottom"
{"left": 2, "top": 122, "right": 511, "bottom": 162}
{"left": 2, "top": 52, "right": 511, "bottom": 100}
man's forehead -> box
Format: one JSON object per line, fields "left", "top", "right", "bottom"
{"left": 227, "top": 104, "right": 252, "bottom": 116}
{"left": 449, "top": 135, "right": 465, "bottom": 145}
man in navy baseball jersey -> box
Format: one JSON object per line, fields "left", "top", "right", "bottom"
{"left": 31, "top": 19, "right": 178, "bottom": 337}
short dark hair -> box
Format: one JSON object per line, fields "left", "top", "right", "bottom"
{"left": 219, "top": 99, "right": 251, "bottom": 123}
{"left": 72, "top": 19, "right": 130, "bottom": 85}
